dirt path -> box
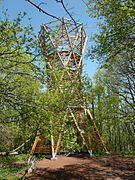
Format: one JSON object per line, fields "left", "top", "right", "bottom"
{"left": 25, "top": 154, "right": 135, "bottom": 180}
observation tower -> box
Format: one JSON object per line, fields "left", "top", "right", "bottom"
{"left": 32, "top": 18, "right": 107, "bottom": 159}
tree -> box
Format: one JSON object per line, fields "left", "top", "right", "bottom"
{"left": 0, "top": 13, "right": 46, "bottom": 151}
{"left": 86, "top": 0, "right": 135, "bottom": 151}
{"left": 86, "top": 0, "right": 135, "bottom": 108}
{"left": 87, "top": 0, "right": 135, "bottom": 62}
{"left": 84, "top": 69, "right": 135, "bottom": 152}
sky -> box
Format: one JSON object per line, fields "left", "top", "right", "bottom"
{"left": 0, "top": 0, "right": 99, "bottom": 78}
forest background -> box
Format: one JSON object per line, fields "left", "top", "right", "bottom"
{"left": 0, "top": 0, "right": 134, "bottom": 155}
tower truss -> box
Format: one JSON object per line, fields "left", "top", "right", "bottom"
{"left": 32, "top": 18, "right": 107, "bottom": 158}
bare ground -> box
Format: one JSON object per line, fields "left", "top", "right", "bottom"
{"left": 24, "top": 154, "right": 135, "bottom": 180}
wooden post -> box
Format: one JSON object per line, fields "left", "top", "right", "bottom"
{"left": 54, "top": 121, "right": 65, "bottom": 156}
{"left": 50, "top": 119, "right": 56, "bottom": 160}
{"left": 86, "top": 109, "right": 108, "bottom": 152}
{"left": 32, "top": 134, "right": 40, "bottom": 154}
{"left": 69, "top": 108, "right": 89, "bottom": 150}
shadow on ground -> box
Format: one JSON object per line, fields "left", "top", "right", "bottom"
{"left": 25, "top": 155, "right": 135, "bottom": 180}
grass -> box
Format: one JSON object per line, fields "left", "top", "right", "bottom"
{"left": 119, "top": 151, "right": 135, "bottom": 156}
{"left": 0, "top": 153, "right": 47, "bottom": 180}
{"left": 0, "top": 154, "right": 29, "bottom": 180}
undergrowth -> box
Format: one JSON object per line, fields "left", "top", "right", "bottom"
{"left": 0, "top": 154, "right": 28, "bottom": 180}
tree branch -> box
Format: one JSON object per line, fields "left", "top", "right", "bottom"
{"left": 26, "top": 0, "right": 77, "bottom": 24}
{"left": 56, "top": 0, "right": 77, "bottom": 24}
{"left": 25, "top": 0, "right": 60, "bottom": 20}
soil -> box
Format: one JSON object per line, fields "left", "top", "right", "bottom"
{"left": 24, "top": 154, "right": 135, "bottom": 180}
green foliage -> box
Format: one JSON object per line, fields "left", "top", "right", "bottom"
{"left": 0, "top": 154, "right": 28, "bottom": 180}
{"left": 62, "top": 124, "right": 80, "bottom": 152}
{"left": 35, "top": 154, "right": 46, "bottom": 160}
{"left": 0, "top": 13, "right": 46, "bottom": 152}
{"left": 84, "top": 69, "right": 135, "bottom": 152}
{"left": 86, "top": 0, "right": 135, "bottom": 152}
{"left": 118, "top": 151, "right": 135, "bottom": 156}
{"left": 0, "top": 154, "right": 28, "bottom": 164}
{"left": 87, "top": 0, "right": 135, "bottom": 62}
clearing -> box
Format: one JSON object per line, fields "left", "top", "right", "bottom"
{"left": 25, "top": 154, "right": 135, "bottom": 180}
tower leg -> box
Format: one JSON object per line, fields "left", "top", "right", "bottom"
{"left": 51, "top": 134, "right": 57, "bottom": 160}
{"left": 88, "top": 150, "right": 93, "bottom": 157}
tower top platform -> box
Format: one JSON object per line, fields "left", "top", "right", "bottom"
{"left": 39, "top": 18, "right": 87, "bottom": 69}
